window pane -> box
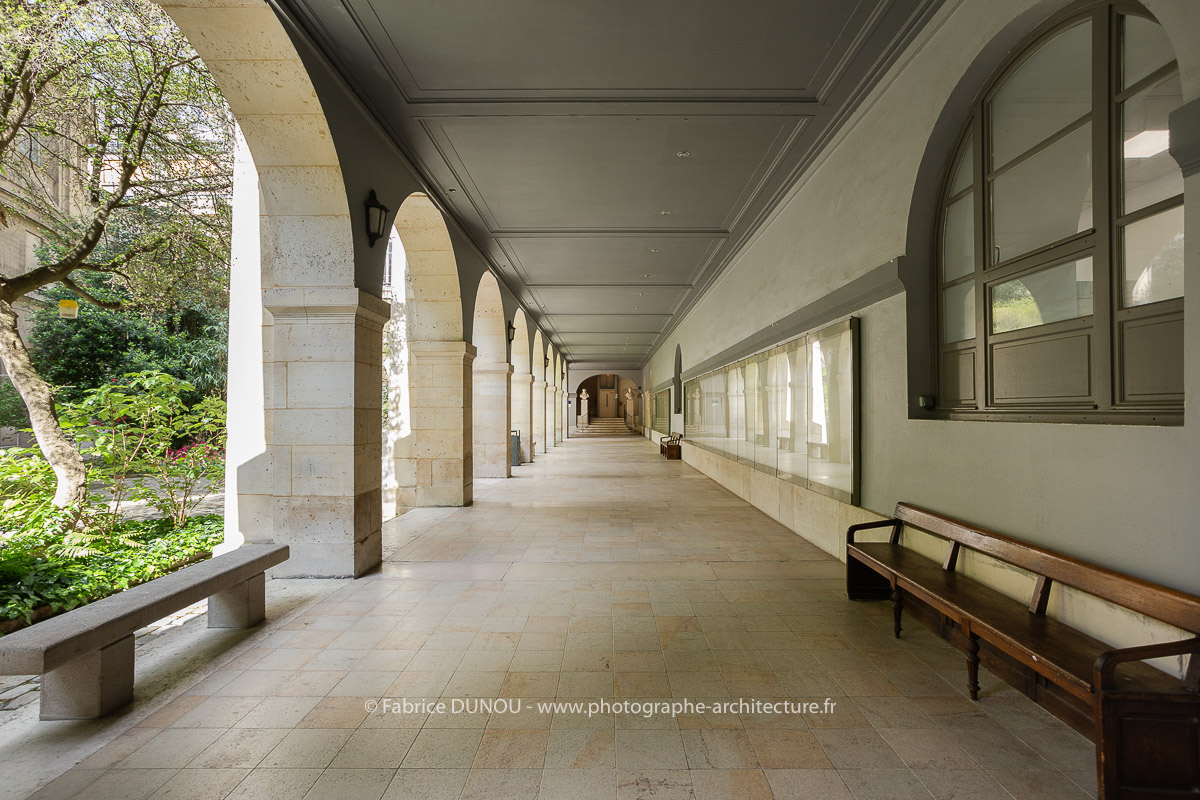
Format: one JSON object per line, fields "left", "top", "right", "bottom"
{"left": 1122, "top": 72, "right": 1182, "bottom": 214}
{"left": 943, "top": 281, "right": 975, "bottom": 343}
{"left": 1124, "top": 206, "right": 1184, "bottom": 307}
{"left": 942, "top": 193, "right": 975, "bottom": 282}
{"left": 808, "top": 327, "right": 853, "bottom": 497}
{"left": 991, "top": 258, "right": 1094, "bottom": 334}
{"left": 1123, "top": 15, "right": 1174, "bottom": 90}
{"left": 777, "top": 343, "right": 806, "bottom": 482}
{"left": 990, "top": 21, "right": 1091, "bottom": 169}
{"left": 950, "top": 137, "right": 973, "bottom": 196}
{"left": 992, "top": 123, "right": 1092, "bottom": 263}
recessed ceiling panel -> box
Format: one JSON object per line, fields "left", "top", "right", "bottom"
{"left": 558, "top": 332, "right": 661, "bottom": 346}
{"left": 566, "top": 345, "right": 653, "bottom": 355}
{"left": 532, "top": 286, "right": 687, "bottom": 316}
{"left": 502, "top": 236, "right": 721, "bottom": 286}
{"left": 429, "top": 115, "right": 800, "bottom": 231}
{"left": 550, "top": 315, "right": 671, "bottom": 333}
{"left": 366, "top": 0, "right": 866, "bottom": 98}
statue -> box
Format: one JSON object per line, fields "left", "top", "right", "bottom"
{"left": 578, "top": 388, "right": 590, "bottom": 426}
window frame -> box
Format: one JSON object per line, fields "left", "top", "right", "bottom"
{"left": 933, "top": 0, "right": 1183, "bottom": 425}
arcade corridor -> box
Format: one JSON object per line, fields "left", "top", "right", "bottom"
{"left": 13, "top": 439, "right": 1095, "bottom": 800}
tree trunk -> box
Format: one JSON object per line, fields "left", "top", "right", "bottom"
{"left": 0, "top": 299, "right": 87, "bottom": 507}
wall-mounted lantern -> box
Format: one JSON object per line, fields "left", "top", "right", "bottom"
{"left": 506, "top": 320, "right": 516, "bottom": 343}
{"left": 365, "top": 190, "right": 389, "bottom": 247}
{"left": 58, "top": 298, "right": 79, "bottom": 319}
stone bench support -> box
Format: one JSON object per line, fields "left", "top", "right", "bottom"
{"left": 0, "top": 544, "right": 288, "bottom": 720}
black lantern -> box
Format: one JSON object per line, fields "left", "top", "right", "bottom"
{"left": 507, "top": 320, "right": 516, "bottom": 343}
{"left": 544, "top": 356, "right": 550, "bottom": 368}
{"left": 365, "top": 190, "right": 389, "bottom": 247}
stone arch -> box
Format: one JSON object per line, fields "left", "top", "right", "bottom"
{"left": 396, "top": 193, "right": 464, "bottom": 342}
{"left": 531, "top": 330, "right": 548, "bottom": 454}
{"left": 510, "top": 309, "right": 534, "bottom": 462}
{"left": 165, "top": 0, "right": 386, "bottom": 577}
{"left": 543, "top": 340, "right": 557, "bottom": 450}
{"left": 473, "top": 273, "right": 512, "bottom": 478}
{"left": 388, "top": 193, "right": 473, "bottom": 507}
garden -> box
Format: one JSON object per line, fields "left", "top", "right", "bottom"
{"left": 0, "top": 371, "right": 226, "bottom": 633}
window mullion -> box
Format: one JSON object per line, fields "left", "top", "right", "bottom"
{"left": 972, "top": 107, "right": 988, "bottom": 410}
{"left": 1093, "top": 5, "right": 1115, "bottom": 412}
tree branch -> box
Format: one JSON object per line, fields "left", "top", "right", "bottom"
{"left": 62, "top": 275, "right": 123, "bottom": 310}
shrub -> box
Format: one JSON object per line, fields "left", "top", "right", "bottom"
{"left": 0, "top": 380, "right": 30, "bottom": 429}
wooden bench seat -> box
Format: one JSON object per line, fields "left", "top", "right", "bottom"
{"left": 847, "top": 505, "right": 1199, "bottom": 800}
{"left": 660, "top": 432, "right": 682, "bottom": 459}
{"left": 0, "top": 543, "right": 289, "bottom": 719}
{"left": 852, "top": 542, "right": 1183, "bottom": 699}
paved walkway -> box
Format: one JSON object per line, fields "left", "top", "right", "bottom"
{"left": 14, "top": 437, "right": 1096, "bottom": 800}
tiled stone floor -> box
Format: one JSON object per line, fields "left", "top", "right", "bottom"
{"left": 15, "top": 438, "right": 1097, "bottom": 800}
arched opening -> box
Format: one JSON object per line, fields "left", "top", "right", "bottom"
{"left": 572, "top": 373, "right": 640, "bottom": 436}
{"left": 382, "top": 229, "right": 413, "bottom": 519}
{"left": 543, "top": 340, "right": 556, "bottom": 450}
{"left": 510, "top": 309, "right": 534, "bottom": 463}
{"left": 553, "top": 352, "right": 564, "bottom": 444}
{"left": 392, "top": 192, "right": 472, "bottom": 507}
{"left": 164, "top": 0, "right": 387, "bottom": 577}
{"left": 531, "top": 329, "right": 547, "bottom": 455}
{"left": 472, "top": 272, "right": 511, "bottom": 478}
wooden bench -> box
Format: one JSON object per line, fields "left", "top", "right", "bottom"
{"left": 846, "top": 503, "right": 1199, "bottom": 799}
{"left": 660, "top": 432, "right": 682, "bottom": 460}
{"left": 0, "top": 543, "right": 289, "bottom": 720}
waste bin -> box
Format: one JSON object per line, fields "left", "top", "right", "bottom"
{"left": 510, "top": 430, "right": 521, "bottom": 466}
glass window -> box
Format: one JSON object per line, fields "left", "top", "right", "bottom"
{"left": 943, "top": 195, "right": 975, "bottom": 281}
{"left": 1122, "top": 72, "right": 1183, "bottom": 214}
{"left": 943, "top": 282, "right": 975, "bottom": 343}
{"left": 991, "top": 259, "right": 1094, "bottom": 334}
{"left": 934, "top": 4, "right": 1182, "bottom": 422}
{"left": 1123, "top": 14, "right": 1173, "bottom": 89}
{"left": 989, "top": 21, "right": 1091, "bottom": 168}
{"left": 991, "top": 123, "right": 1092, "bottom": 263}
{"left": 1123, "top": 206, "right": 1184, "bottom": 307}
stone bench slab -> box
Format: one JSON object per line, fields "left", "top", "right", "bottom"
{"left": 0, "top": 544, "right": 289, "bottom": 676}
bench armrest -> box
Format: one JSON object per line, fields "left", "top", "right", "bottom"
{"left": 847, "top": 519, "right": 902, "bottom": 545}
{"left": 1093, "top": 636, "right": 1200, "bottom": 693}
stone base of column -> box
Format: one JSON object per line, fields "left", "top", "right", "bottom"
{"left": 474, "top": 361, "right": 513, "bottom": 479}
{"left": 405, "top": 340, "right": 476, "bottom": 508}
{"left": 532, "top": 379, "right": 547, "bottom": 455}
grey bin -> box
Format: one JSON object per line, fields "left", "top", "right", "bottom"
{"left": 510, "top": 430, "right": 521, "bottom": 466}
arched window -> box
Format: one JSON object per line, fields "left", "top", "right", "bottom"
{"left": 936, "top": 1, "right": 1182, "bottom": 423}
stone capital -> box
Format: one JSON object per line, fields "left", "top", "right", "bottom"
{"left": 475, "top": 362, "right": 515, "bottom": 377}
{"left": 410, "top": 340, "right": 477, "bottom": 365}
{"left": 510, "top": 372, "right": 534, "bottom": 386}
{"left": 264, "top": 286, "right": 390, "bottom": 326}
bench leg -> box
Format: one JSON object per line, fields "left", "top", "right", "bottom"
{"left": 208, "top": 572, "right": 266, "bottom": 628}
{"left": 965, "top": 634, "right": 981, "bottom": 701}
{"left": 40, "top": 635, "right": 134, "bottom": 720}
{"left": 891, "top": 588, "right": 903, "bottom": 639}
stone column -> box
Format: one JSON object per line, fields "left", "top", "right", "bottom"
{"left": 474, "top": 361, "right": 513, "bottom": 478}
{"left": 401, "top": 340, "right": 475, "bottom": 507}
{"left": 532, "top": 379, "right": 547, "bottom": 454}
{"left": 544, "top": 382, "right": 557, "bottom": 449}
{"left": 262, "top": 287, "right": 389, "bottom": 578}
{"left": 555, "top": 387, "right": 564, "bottom": 444}
{"left": 511, "top": 372, "right": 534, "bottom": 463}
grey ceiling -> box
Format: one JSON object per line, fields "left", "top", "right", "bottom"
{"left": 284, "top": 0, "right": 942, "bottom": 366}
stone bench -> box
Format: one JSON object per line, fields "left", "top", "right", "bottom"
{"left": 0, "top": 543, "right": 289, "bottom": 719}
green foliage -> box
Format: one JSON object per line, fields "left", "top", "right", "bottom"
{"left": 58, "top": 371, "right": 227, "bottom": 529}
{"left": 30, "top": 281, "right": 228, "bottom": 404}
{"left": 0, "top": 442, "right": 66, "bottom": 537}
{"left": 0, "top": 380, "right": 29, "bottom": 429}
{"left": 0, "top": 515, "right": 223, "bottom": 626}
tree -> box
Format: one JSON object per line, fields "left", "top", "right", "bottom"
{"left": 0, "top": 0, "right": 233, "bottom": 508}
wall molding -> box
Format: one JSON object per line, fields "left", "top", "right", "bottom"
{"left": 679, "top": 259, "right": 902, "bottom": 382}
{"left": 1169, "top": 96, "right": 1200, "bottom": 178}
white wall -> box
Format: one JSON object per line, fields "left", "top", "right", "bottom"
{"left": 647, "top": 0, "right": 1200, "bottom": 665}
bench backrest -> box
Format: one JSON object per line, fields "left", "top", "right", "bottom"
{"left": 894, "top": 503, "right": 1200, "bottom": 634}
